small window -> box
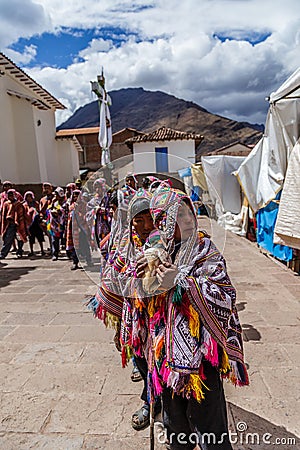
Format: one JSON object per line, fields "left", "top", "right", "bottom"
{"left": 155, "top": 147, "right": 169, "bottom": 172}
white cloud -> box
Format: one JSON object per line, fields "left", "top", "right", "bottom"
{"left": 2, "top": 0, "right": 300, "bottom": 126}
{"left": 0, "top": 0, "right": 51, "bottom": 47}
{"left": 79, "top": 38, "right": 113, "bottom": 58}
{"left": 5, "top": 44, "right": 37, "bottom": 65}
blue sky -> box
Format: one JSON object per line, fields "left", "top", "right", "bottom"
{"left": 9, "top": 26, "right": 139, "bottom": 68}
{"left": 0, "top": 0, "right": 299, "bottom": 126}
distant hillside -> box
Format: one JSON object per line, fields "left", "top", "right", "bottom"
{"left": 58, "top": 87, "right": 263, "bottom": 157}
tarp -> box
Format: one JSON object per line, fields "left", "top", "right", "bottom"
{"left": 274, "top": 140, "right": 300, "bottom": 250}
{"left": 191, "top": 163, "right": 208, "bottom": 191}
{"left": 235, "top": 67, "right": 300, "bottom": 212}
{"left": 178, "top": 167, "right": 191, "bottom": 178}
{"left": 256, "top": 192, "right": 293, "bottom": 261}
{"left": 178, "top": 167, "right": 193, "bottom": 196}
{"left": 201, "top": 155, "right": 245, "bottom": 216}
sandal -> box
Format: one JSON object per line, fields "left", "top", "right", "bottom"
{"left": 131, "top": 402, "right": 150, "bottom": 430}
{"left": 131, "top": 366, "right": 143, "bottom": 382}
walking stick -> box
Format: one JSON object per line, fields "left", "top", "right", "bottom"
{"left": 150, "top": 401, "right": 155, "bottom": 450}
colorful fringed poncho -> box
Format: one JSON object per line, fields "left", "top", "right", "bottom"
{"left": 121, "top": 186, "right": 249, "bottom": 404}
{"left": 86, "top": 178, "right": 111, "bottom": 249}
{"left": 88, "top": 189, "right": 150, "bottom": 335}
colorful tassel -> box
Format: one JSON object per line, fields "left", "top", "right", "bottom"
{"left": 155, "top": 335, "right": 164, "bottom": 360}
{"left": 205, "top": 337, "right": 219, "bottom": 367}
{"left": 172, "top": 285, "right": 183, "bottom": 305}
{"left": 85, "top": 296, "right": 99, "bottom": 314}
{"left": 188, "top": 304, "right": 200, "bottom": 339}
{"left": 105, "top": 313, "right": 120, "bottom": 331}
{"left": 226, "top": 360, "right": 249, "bottom": 386}
{"left": 96, "top": 303, "right": 106, "bottom": 323}
{"left": 185, "top": 374, "right": 206, "bottom": 403}
{"left": 199, "top": 363, "right": 206, "bottom": 381}
{"left": 220, "top": 349, "right": 231, "bottom": 374}
{"left": 167, "top": 370, "right": 180, "bottom": 389}
{"left": 148, "top": 298, "right": 155, "bottom": 318}
{"left": 160, "top": 362, "right": 171, "bottom": 383}
{"left": 152, "top": 366, "right": 163, "bottom": 396}
{"left": 121, "top": 345, "right": 132, "bottom": 368}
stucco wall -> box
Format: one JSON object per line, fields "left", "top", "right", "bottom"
{"left": 10, "top": 95, "right": 41, "bottom": 183}
{"left": 0, "top": 75, "right": 18, "bottom": 182}
{"left": 56, "top": 140, "right": 79, "bottom": 185}
{"left": 34, "top": 108, "right": 58, "bottom": 184}
{"left": 133, "top": 140, "right": 195, "bottom": 174}
{"left": 0, "top": 69, "right": 78, "bottom": 187}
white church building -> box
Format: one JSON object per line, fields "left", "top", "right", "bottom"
{"left": 0, "top": 52, "right": 80, "bottom": 191}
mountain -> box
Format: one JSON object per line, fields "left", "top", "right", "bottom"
{"left": 58, "top": 87, "right": 263, "bottom": 156}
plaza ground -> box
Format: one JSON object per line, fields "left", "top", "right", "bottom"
{"left": 0, "top": 218, "right": 299, "bottom": 449}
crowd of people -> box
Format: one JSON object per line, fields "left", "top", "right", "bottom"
{"left": 0, "top": 173, "right": 249, "bottom": 449}
{"left": 0, "top": 179, "right": 80, "bottom": 266}
{"left": 0, "top": 177, "right": 110, "bottom": 269}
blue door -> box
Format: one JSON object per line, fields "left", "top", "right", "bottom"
{"left": 155, "top": 147, "right": 169, "bottom": 172}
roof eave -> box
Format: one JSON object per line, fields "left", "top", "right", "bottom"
{"left": 0, "top": 52, "right": 65, "bottom": 110}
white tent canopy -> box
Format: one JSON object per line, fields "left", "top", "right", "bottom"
{"left": 235, "top": 67, "right": 300, "bottom": 212}
{"left": 270, "top": 67, "right": 300, "bottom": 102}
{"left": 201, "top": 155, "right": 247, "bottom": 235}
{"left": 202, "top": 155, "right": 245, "bottom": 216}
{"left": 274, "top": 139, "right": 300, "bottom": 250}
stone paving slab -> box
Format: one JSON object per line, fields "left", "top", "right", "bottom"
{"left": 4, "top": 325, "right": 70, "bottom": 343}
{"left": 2, "top": 312, "right": 58, "bottom": 326}
{"left": 0, "top": 433, "right": 84, "bottom": 450}
{"left": 11, "top": 343, "right": 86, "bottom": 365}
{"left": 0, "top": 343, "right": 25, "bottom": 363}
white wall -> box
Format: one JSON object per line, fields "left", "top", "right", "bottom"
{"left": 10, "top": 95, "right": 40, "bottom": 183}
{"left": 0, "top": 75, "right": 18, "bottom": 182}
{"left": 133, "top": 140, "right": 195, "bottom": 174}
{"left": 56, "top": 140, "right": 80, "bottom": 185}
{"left": 0, "top": 69, "right": 77, "bottom": 187}
{"left": 34, "top": 108, "right": 58, "bottom": 184}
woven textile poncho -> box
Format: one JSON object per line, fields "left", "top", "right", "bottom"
{"left": 85, "top": 178, "right": 111, "bottom": 248}
{"left": 90, "top": 189, "right": 151, "bottom": 334}
{"left": 125, "top": 187, "right": 249, "bottom": 404}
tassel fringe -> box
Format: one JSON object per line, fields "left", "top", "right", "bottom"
{"left": 188, "top": 304, "right": 200, "bottom": 339}
{"left": 121, "top": 345, "right": 132, "bottom": 368}
{"left": 185, "top": 373, "right": 207, "bottom": 402}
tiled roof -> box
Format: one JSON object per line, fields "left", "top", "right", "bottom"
{"left": 0, "top": 52, "right": 65, "bottom": 110}
{"left": 55, "top": 135, "right": 84, "bottom": 152}
{"left": 113, "top": 127, "right": 144, "bottom": 136}
{"left": 126, "top": 126, "right": 203, "bottom": 144}
{"left": 56, "top": 126, "right": 145, "bottom": 138}
{"left": 56, "top": 127, "right": 100, "bottom": 137}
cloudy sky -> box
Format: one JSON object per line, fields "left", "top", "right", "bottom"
{"left": 1, "top": 0, "right": 299, "bottom": 126}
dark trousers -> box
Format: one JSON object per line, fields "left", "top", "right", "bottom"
{"left": 70, "top": 248, "right": 79, "bottom": 265}
{"left": 51, "top": 236, "right": 60, "bottom": 257}
{"left": 134, "top": 356, "right": 148, "bottom": 402}
{"left": 162, "top": 361, "right": 233, "bottom": 450}
{"left": 134, "top": 356, "right": 161, "bottom": 415}
{"left": 1, "top": 224, "right": 23, "bottom": 257}
{"left": 79, "top": 231, "right": 91, "bottom": 264}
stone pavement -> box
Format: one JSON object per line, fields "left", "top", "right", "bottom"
{"left": 0, "top": 219, "right": 299, "bottom": 450}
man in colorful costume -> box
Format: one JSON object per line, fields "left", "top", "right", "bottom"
{"left": 86, "top": 178, "right": 111, "bottom": 250}
{"left": 124, "top": 186, "right": 248, "bottom": 450}
{"left": 91, "top": 188, "right": 161, "bottom": 430}
{"left": 0, "top": 189, "right": 27, "bottom": 259}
